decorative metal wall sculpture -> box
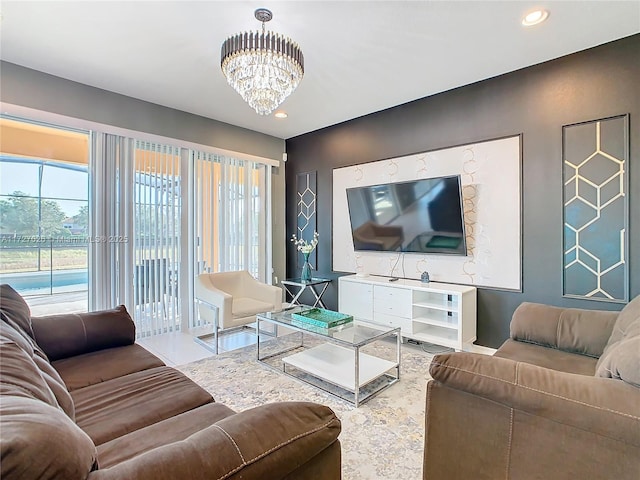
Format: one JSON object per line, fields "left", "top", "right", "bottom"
{"left": 296, "top": 171, "right": 317, "bottom": 269}
{"left": 562, "top": 114, "right": 629, "bottom": 302}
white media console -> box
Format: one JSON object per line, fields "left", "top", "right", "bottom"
{"left": 338, "top": 274, "right": 477, "bottom": 351}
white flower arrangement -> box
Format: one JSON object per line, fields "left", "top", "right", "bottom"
{"left": 291, "top": 231, "right": 319, "bottom": 254}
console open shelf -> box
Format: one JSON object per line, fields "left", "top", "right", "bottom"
{"left": 338, "top": 275, "right": 476, "bottom": 350}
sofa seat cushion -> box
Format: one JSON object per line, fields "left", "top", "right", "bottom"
{"left": 494, "top": 339, "right": 597, "bottom": 376}
{"left": 232, "top": 297, "right": 274, "bottom": 318}
{"left": 97, "top": 402, "right": 236, "bottom": 468}
{"left": 53, "top": 343, "right": 165, "bottom": 391}
{"left": 72, "top": 366, "right": 214, "bottom": 445}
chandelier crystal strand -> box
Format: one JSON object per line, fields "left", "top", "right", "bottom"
{"left": 221, "top": 9, "right": 304, "bottom": 115}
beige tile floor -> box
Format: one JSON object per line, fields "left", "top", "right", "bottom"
{"left": 138, "top": 328, "right": 256, "bottom": 366}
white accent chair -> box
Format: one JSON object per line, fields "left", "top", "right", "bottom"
{"left": 194, "top": 270, "right": 282, "bottom": 353}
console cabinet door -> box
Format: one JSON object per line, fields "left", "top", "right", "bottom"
{"left": 339, "top": 280, "right": 373, "bottom": 321}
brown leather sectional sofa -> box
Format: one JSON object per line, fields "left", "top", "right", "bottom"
{"left": 0, "top": 284, "right": 341, "bottom": 480}
{"left": 424, "top": 298, "right": 640, "bottom": 479}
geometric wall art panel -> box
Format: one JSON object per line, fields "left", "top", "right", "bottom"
{"left": 562, "top": 114, "right": 629, "bottom": 303}
{"left": 296, "top": 171, "right": 317, "bottom": 269}
{"left": 333, "top": 135, "right": 521, "bottom": 291}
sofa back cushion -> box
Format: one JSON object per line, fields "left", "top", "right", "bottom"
{"left": 31, "top": 305, "right": 135, "bottom": 361}
{"left": 0, "top": 284, "right": 35, "bottom": 340}
{"left": 1, "top": 322, "right": 76, "bottom": 419}
{"left": 1, "top": 285, "right": 76, "bottom": 419}
{"left": 595, "top": 295, "right": 640, "bottom": 387}
{"left": 510, "top": 302, "right": 617, "bottom": 357}
{"left": 0, "top": 396, "right": 98, "bottom": 480}
{"left": 0, "top": 334, "right": 60, "bottom": 407}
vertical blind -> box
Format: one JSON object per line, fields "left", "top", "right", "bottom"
{"left": 132, "top": 141, "right": 182, "bottom": 337}
{"left": 89, "top": 133, "right": 133, "bottom": 311}
{"left": 90, "top": 134, "right": 273, "bottom": 336}
{"left": 193, "top": 151, "right": 271, "bottom": 289}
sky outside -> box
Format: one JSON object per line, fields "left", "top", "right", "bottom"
{"left": 0, "top": 159, "right": 88, "bottom": 218}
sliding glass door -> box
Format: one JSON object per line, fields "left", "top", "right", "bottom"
{"left": 2, "top": 117, "right": 274, "bottom": 337}
{"left": 132, "top": 141, "right": 183, "bottom": 337}
{"left": 193, "top": 151, "right": 271, "bottom": 281}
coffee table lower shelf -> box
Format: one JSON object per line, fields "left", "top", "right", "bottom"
{"left": 282, "top": 343, "right": 397, "bottom": 392}
{"left": 257, "top": 311, "right": 400, "bottom": 406}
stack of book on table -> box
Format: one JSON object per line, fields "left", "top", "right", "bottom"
{"left": 291, "top": 308, "right": 353, "bottom": 332}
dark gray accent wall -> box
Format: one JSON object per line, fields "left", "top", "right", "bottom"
{"left": 285, "top": 34, "right": 640, "bottom": 348}
{"left": 0, "top": 61, "right": 284, "bottom": 160}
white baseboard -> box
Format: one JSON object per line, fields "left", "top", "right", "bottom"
{"left": 464, "top": 344, "right": 497, "bottom": 356}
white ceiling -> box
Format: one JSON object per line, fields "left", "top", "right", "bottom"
{"left": 1, "top": 1, "right": 638, "bottom": 140}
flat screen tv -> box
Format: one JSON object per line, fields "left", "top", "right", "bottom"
{"left": 346, "top": 175, "right": 467, "bottom": 255}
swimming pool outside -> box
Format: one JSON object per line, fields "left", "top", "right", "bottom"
{"left": 0, "top": 269, "right": 88, "bottom": 296}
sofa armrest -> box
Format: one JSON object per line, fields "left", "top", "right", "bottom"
{"left": 429, "top": 352, "right": 640, "bottom": 446}
{"left": 87, "top": 402, "right": 341, "bottom": 480}
{"left": 31, "top": 306, "right": 135, "bottom": 361}
{"left": 510, "top": 302, "right": 618, "bottom": 357}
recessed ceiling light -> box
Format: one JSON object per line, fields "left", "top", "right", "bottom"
{"left": 274, "top": 111, "right": 288, "bottom": 119}
{"left": 522, "top": 9, "right": 549, "bottom": 26}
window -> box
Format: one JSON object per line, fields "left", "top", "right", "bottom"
{"left": 0, "top": 118, "right": 89, "bottom": 315}
{"left": 1, "top": 117, "right": 274, "bottom": 335}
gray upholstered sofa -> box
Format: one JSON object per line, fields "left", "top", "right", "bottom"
{"left": 424, "top": 297, "right": 640, "bottom": 479}
{"left": 0, "top": 284, "right": 341, "bottom": 480}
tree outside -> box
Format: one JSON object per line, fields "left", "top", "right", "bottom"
{"left": 0, "top": 192, "right": 87, "bottom": 274}
{"left": 72, "top": 205, "right": 89, "bottom": 231}
{"left": 0, "top": 191, "right": 68, "bottom": 237}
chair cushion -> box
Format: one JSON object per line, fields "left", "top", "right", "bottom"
{"left": 72, "top": 366, "right": 214, "bottom": 445}
{"left": 595, "top": 295, "right": 640, "bottom": 386}
{"left": 232, "top": 297, "right": 274, "bottom": 318}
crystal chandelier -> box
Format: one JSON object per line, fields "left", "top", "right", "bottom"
{"left": 221, "top": 8, "right": 304, "bottom": 116}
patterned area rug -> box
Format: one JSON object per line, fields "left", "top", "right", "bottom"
{"left": 178, "top": 338, "right": 435, "bottom": 480}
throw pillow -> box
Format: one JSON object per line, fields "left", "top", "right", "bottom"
{"left": 595, "top": 336, "right": 640, "bottom": 387}
{"left": 595, "top": 295, "right": 640, "bottom": 386}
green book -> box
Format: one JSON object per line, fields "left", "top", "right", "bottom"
{"left": 291, "top": 308, "right": 353, "bottom": 328}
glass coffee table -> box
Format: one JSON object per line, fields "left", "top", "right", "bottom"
{"left": 256, "top": 306, "right": 401, "bottom": 407}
